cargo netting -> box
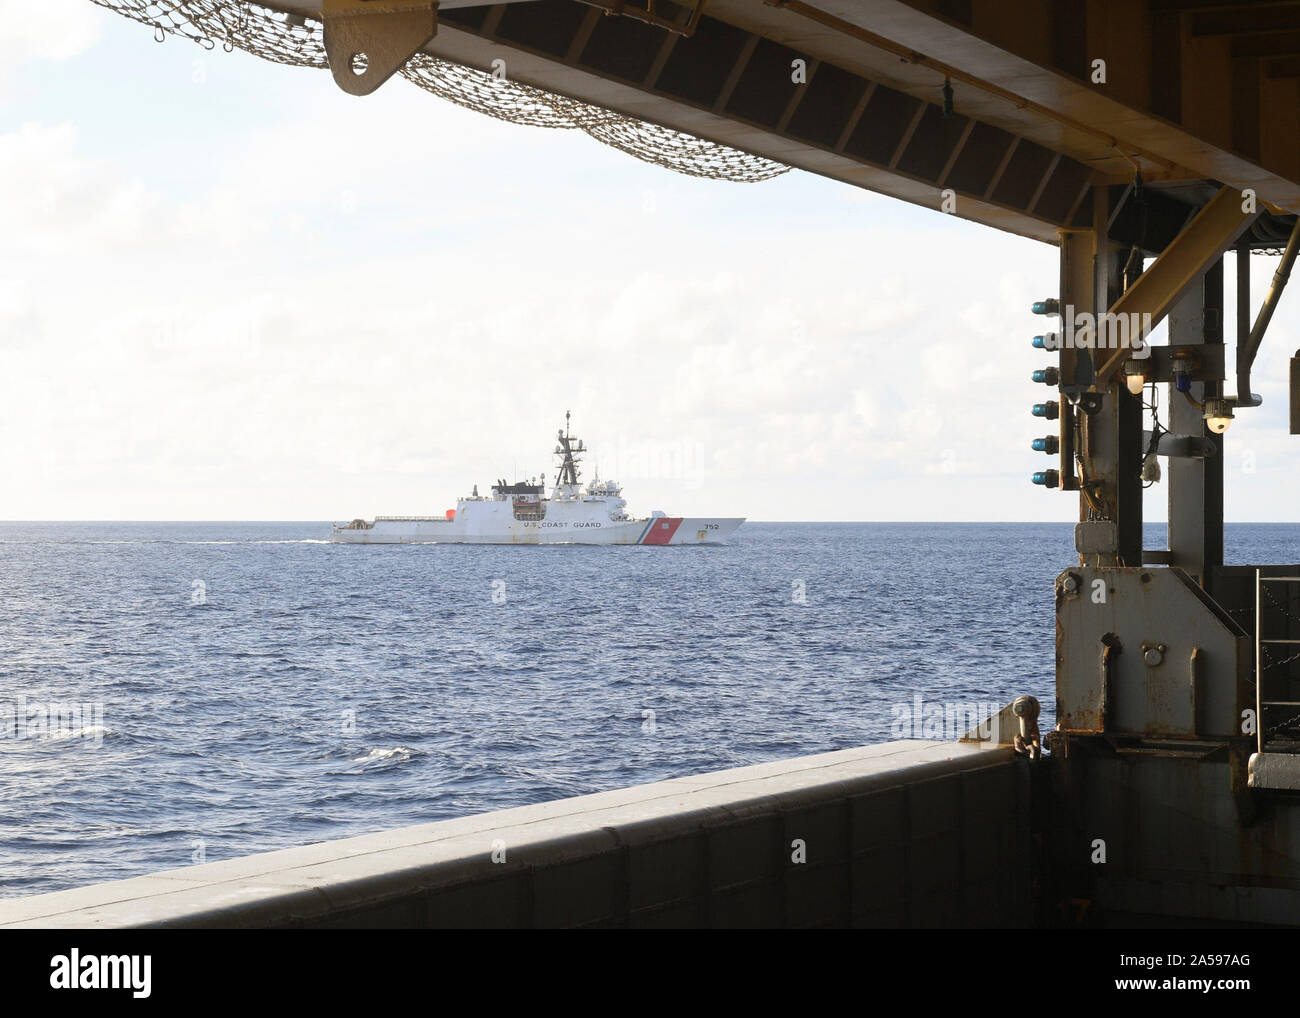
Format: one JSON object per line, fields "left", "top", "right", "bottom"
{"left": 89, "top": 0, "right": 791, "bottom": 184}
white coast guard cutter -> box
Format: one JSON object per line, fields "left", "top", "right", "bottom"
{"left": 330, "top": 414, "right": 744, "bottom": 546}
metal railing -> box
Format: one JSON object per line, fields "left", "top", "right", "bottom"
{"left": 1255, "top": 570, "right": 1300, "bottom": 754}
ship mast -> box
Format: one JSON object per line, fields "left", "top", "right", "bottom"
{"left": 553, "top": 410, "right": 584, "bottom": 494}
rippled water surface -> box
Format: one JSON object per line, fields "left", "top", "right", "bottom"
{"left": 0, "top": 521, "right": 1292, "bottom": 898}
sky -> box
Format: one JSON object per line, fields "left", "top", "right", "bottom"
{"left": 2, "top": 0, "right": 1299, "bottom": 522}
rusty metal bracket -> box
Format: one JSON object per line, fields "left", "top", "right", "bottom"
{"left": 322, "top": 0, "right": 438, "bottom": 96}
{"left": 579, "top": 0, "right": 706, "bottom": 37}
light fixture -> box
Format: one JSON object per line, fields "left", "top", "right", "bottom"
{"left": 1123, "top": 360, "right": 1147, "bottom": 396}
{"left": 1204, "top": 397, "right": 1235, "bottom": 434}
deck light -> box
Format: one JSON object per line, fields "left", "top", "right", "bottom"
{"left": 1123, "top": 361, "right": 1147, "bottom": 396}
{"left": 1204, "top": 397, "right": 1234, "bottom": 434}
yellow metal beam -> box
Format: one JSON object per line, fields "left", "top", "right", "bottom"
{"left": 1095, "top": 186, "right": 1258, "bottom": 385}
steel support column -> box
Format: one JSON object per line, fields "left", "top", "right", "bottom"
{"left": 1057, "top": 229, "right": 1094, "bottom": 498}
{"left": 1071, "top": 186, "right": 1143, "bottom": 566}
{"left": 1166, "top": 261, "right": 1225, "bottom": 590}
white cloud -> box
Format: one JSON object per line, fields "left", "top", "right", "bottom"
{"left": 2, "top": 19, "right": 1298, "bottom": 523}
{"left": 0, "top": 0, "right": 103, "bottom": 71}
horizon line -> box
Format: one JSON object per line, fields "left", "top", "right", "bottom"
{"left": 1, "top": 519, "right": 1297, "bottom": 526}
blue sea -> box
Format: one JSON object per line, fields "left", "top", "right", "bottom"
{"left": 0, "top": 521, "right": 1293, "bottom": 900}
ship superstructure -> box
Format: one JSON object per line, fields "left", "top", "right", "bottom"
{"left": 331, "top": 413, "right": 743, "bottom": 545}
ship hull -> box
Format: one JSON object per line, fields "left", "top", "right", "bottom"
{"left": 333, "top": 416, "right": 742, "bottom": 546}
{"left": 331, "top": 514, "right": 743, "bottom": 545}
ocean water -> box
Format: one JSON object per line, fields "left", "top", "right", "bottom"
{"left": 0, "top": 520, "right": 1293, "bottom": 900}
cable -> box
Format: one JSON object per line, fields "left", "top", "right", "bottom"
{"left": 1074, "top": 451, "right": 1108, "bottom": 518}
{"left": 1141, "top": 382, "right": 1166, "bottom": 488}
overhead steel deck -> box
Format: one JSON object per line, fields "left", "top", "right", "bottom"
{"left": 234, "top": 0, "right": 1300, "bottom": 245}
